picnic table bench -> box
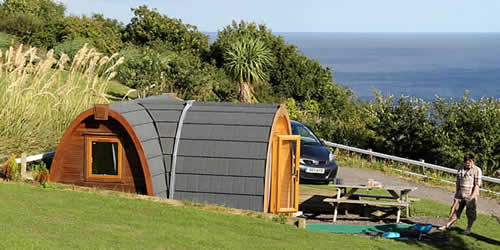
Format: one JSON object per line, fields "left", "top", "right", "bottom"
{"left": 323, "top": 184, "right": 417, "bottom": 223}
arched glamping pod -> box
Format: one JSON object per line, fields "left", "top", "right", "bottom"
{"left": 49, "top": 94, "right": 300, "bottom": 213}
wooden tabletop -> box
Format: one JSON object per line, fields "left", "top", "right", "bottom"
{"left": 328, "top": 184, "right": 417, "bottom": 192}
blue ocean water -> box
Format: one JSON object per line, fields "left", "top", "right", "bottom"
{"left": 279, "top": 32, "right": 500, "bottom": 101}
{"left": 207, "top": 32, "right": 500, "bottom": 101}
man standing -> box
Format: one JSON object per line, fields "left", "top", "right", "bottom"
{"left": 439, "top": 154, "right": 482, "bottom": 234}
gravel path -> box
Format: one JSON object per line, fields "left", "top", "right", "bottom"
{"left": 336, "top": 167, "right": 500, "bottom": 217}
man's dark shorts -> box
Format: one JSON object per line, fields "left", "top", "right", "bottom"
{"left": 449, "top": 198, "right": 477, "bottom": 222}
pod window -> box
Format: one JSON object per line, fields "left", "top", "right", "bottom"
{"left": 87, "top": 137, "right": 122, "bottom": 179}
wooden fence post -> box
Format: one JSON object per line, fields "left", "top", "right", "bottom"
{"left": 21, "top": 152, "right": 27, "bottom": 179}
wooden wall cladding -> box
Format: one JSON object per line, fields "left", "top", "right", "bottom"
{"left": 52, "top": 116, "right": 147, "bottom": 195}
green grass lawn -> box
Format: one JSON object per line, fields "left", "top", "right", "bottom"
{"left": 1, "top": 183, "right": 499, "bottom": 249}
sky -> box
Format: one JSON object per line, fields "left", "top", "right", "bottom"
{"left": 57, "top": 0, "right": 500, "bottom": 33}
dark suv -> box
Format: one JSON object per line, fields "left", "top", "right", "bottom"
{"left": 291, "top": 120, "right": 338, "bottom": 184}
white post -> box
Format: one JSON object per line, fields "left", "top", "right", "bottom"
{"left": 333, "top": 204, "right": 338, "bottom": 223}
{"left": 21, "top": 152, "right": 27, "bottom": 179}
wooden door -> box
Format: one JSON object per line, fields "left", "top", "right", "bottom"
{"left": 271, "top": 135, "right": 300, "bottom": 213}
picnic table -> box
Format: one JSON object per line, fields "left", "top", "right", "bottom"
{"left": 323, "top": 184, "right": 418, "bottom": 223}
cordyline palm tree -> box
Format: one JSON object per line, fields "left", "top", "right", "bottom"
{"left": 223, "top": 36, "right": 272, "bottom": 103}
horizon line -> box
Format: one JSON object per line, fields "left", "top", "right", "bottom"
{"left": 202, "top": 31, "right": 500, "bottom": 34}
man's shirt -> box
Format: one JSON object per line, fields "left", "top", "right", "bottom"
{"left": 455, "top": 164, "right": 482, "bottom": 199}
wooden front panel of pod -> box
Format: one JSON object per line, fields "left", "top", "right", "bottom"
{"left": 49, "top": 107, "right": 151, "bottom": 195}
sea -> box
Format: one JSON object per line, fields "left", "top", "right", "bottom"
{"left": 206, "top": 32, "right": 500, "bottom": 102}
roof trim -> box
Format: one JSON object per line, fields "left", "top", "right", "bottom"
{"left": 49, "top": 108, "right": 154, "bottom": 196}
{"left": 169, "top": 100, "right": 194, "bottom": 199}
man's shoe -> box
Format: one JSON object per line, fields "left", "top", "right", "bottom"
{"left": 438, "top": 225, "right": 448, "bottom": 231}
{"left": 463, "top": 230, "right": 471, "bottom": 235}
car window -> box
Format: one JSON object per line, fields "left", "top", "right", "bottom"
{"left": 292, "top": 123, "right": 321, "bottom": 145}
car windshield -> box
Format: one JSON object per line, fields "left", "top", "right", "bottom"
{"left": 292, "top": 123, "right": 321, "bottom": 145}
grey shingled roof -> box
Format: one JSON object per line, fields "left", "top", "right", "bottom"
{"left": 110, "top": 94, "right": 280, "bottom": 211}
{"left": 110, "top": 94, "right": 185, "bottom": 198}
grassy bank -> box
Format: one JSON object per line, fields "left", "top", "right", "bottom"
{"left": 1, "top": 182, "right": 499, "bottom": 249}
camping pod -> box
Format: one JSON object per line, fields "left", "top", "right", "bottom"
{"left": 49, "top": 94, "right": 300, "bottom": 213}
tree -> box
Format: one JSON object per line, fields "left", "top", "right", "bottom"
{"left": 0, "top": 0, "right": 65, "bottom": 46}
{"left": 365, "top": 94, "right": 437, "bottom": 161}
{"left": 212, "top": 20, "right": 365, "bottom": 144}
{"left": 212, "top": 21, "right": 355, "bottom": 104}
{"left": 223, "top": 36, "right": 272, "bottom": 102}
{"left": 431, "top": 93, "right": 500, "bottom": 176}
{"left": 61, "top": 14, "right": 124, "bottom": 54}
{"left": 115, "top": 47, "right": 171, "bottom": 94}
{"left": 123, "top": 5, "right": 208, "bottom": 55}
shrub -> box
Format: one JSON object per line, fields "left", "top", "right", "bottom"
{"left": 0, "top": 32, "right": 18, "bottom": 52}
{"left": 115, "top": 47, "right": 170, "bottom": 91}
{"left": 165, "top": 51, "right": 236, "bottom": 101}
{"left": 365, "top": 94, "right": 437, "bottom": 161}
{"left": 61, "top": 14, "right": 124, "bottom": 55}
{"left": 4, "top": 155, "right": 20, "bottom": 181}
{"left": 0, "top": 0, "right": 65, "bottom": 47}
{"left": 431, "top": 94, "right": 500, "bottom": 175}
{"left": 32, "top": 161, "right": 49, "bottom": 186}
{"left": 123, "top": 5, "right": 209, "bottom": 54}
{"left": 272, "top": 214, "right": 287, "bottom": 224}
{"left": 30, "top": 21, "right": 64, "bottom": 49}
{"left": 53, "top": 38, "right": 89, "bottom": 60}
{"left": 357, "top": 92, "right": 500, "bottom": 176}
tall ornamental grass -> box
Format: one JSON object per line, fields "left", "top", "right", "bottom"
{"left": 0, "top": 44, "right": 123, "bottom": 161}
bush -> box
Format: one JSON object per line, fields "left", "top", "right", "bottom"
{"left": 4, "top": 155, "right": 20, "bottom": 181}
{"left": 115, "top": 47, "right": 170, "bottom": 91}
{"left": 365, "top": 94, "right": 437, "bottom": 161}
{"left": 123, "top": 5, "right": 209, "bottom": 54}
{"left": 359, "top": 92, "right": 500, "bottom": 176}
{"left": 53, "top": 38, "right": 89, "bottom": 60}
{"left": 0, "top": 32, "right": 18, "bottom": 52}
{"left": 61, "top": 14, "right": 124, "bottom": 55}
{"left": 32, "top": 161, "right": 49, "bottom": 186}
{"left": 431, "top": 94, "right": 500, "bottom": 176}
{"left": 165, "top": 51, "right": 236, "bottom": 101}
{"left": 0, "top": 0, "right": 65, "bottom": 47}
{"left": 30, "top": 21, "right": 63, "bottom": 49}
{"left": 116, "top": 47, "right": 236, "bottom": 101}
